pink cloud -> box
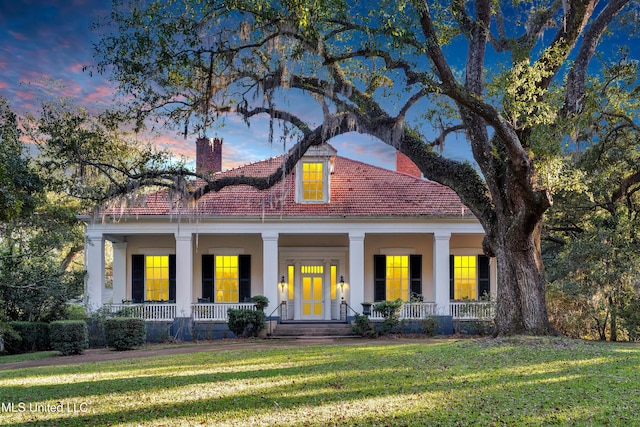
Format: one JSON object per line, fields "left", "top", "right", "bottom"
{"left": 68, "top": 63, "right": 85, "bottom": 73}
{"left": 0, "top": 81, "right": 7, "bottom": 89}
{"left": 8, "top": 30, "right": 27, "bottom": 41}
{"left": 84, "top": 84, "right": 114, "bottom": 103}
{"left": 15, "top": 90, "right": 36, "bottom": 101}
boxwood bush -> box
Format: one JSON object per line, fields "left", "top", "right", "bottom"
{"left": 105, "top": 317, "right": 146, "bottom": 350}
{"left": 4, "top": 321, "right": 50, "bottom": 354}
{"left": 50, "top": 320, "right": 88, "bottom": 356}
{"left": 227, "top": 308, "right": 265, "bottom": 337}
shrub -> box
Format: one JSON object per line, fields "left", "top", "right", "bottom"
{"left": 105, "top": 317, "right": 146, "bottom": 350}
{"left": 227, "top": 308, "right": 265, "bottom": 337}
{"left": 421, "top": 317, "right": 438, "bottom": 337}
{"left": 50, "top": 320, "right": 88, "bottom": 356}
{"left": 64, "top": 304, "right": 87, "bottom": 320}
{"left": 352, "top": 313, "right": 376, "bottom": 338}
{"left": 4, "top": 321, "right": 50, "bottom": 354}
{"left": 373, "top": 299, "right": 403, "bottom": 335}
{"left": 251, "top": 295, "right": 269, "bottom": 312}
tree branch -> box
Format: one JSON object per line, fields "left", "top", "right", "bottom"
{"left": 564, "top": 0, "right": 631, "bottom": 114}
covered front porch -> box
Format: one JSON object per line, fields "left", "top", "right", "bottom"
{"left": 84, "top": 220, "right": 494, "bottom": 332}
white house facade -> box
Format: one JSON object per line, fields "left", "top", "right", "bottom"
{"left": 80, "top": 139, "right": 495, "bottom": 338}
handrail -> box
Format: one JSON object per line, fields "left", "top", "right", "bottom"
{"left": 340, "top": 300, "right": 360, "bottom": 323}
{"left": 267, "top": 302, "right": 285, "bottom": 336}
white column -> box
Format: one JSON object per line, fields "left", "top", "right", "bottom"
{"left": 111, "top": 242, "right": 128, "bottom": 303}
{"left": 348, "top": 232, "right": 365, "bottom": 311}
{"left": 85, "top": 231, "right": 105, "bottom": 312}
{"left": 174, "top": 233, "right": 193, "bottom": 318}
{"left": 433, "top": 232, "right": 451, "bottom": 315}
{"left": 323, "top": 260, "right": 332, "bottom": 320}
{"left": 262, "top": 232, "right": 280, "bottom": 317}
{"left": 294, "top": 260, "right": 301, "bottom": 320}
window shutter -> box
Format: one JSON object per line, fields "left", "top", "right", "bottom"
{"left": 478, "top": 255, "right": 490, "bottom": 299}
{"left": 202, "top": 255, "right": 215, "bottom": 301}
{"left": 374, "top": 255, "right": 386, "bottom": 302}
{"left": 132, "top": 254, "right": 144, "bottom": 303}
{"left": 409, "top": 255, "right": 422, "bottom": 298}
{"left": 239, "top": 255, "right": 251, "bottom": 302}
{"left": 449, "top": 255, "right": 455, "bottom": 300}
{"left": 169, "top": 255, "right": 176, "bottom": 302}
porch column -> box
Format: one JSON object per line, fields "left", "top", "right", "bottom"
{"left": 174, "top": 233, "right": 193, "bottom": 317}
{"left": 433, "top": 232, "right": 451, "bottom": 315}
{"left": 85, "top": 231, "right": 105, "bottom": 312}
{"left": 323, "top": 260, "right": 332, "bottom": 320}
{"left": 262, "top": 232, "right": 280, "bottom": 317}
{"left": 111, "top": 242, "right": 127, "bottom": 303}
{"left": 348, "top": 232, "right": 365, "bottom": 311}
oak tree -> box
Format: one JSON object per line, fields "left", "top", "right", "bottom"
{"left": 92, "top": 0, "right": 639, "bottom": 335}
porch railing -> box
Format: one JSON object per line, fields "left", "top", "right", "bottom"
{"left": 367, "top": 302, "right": 493, "bottom": 320}
{"left": 450, "top": 301, "right": 494, "bottom": 320}
{"left": 105, "top": 303, "right": 176, "bottom": 322}
{"left": 102, "top": 301, "right": 494, "bottom": 322}
{"left": 368, "top": 302, "right": 438, "bottom": 320}
{"left": 192, "top": 303, "right": 257, "bottom": 321}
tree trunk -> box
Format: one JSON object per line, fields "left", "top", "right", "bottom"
{"left": 492, "top": 215, "right": 555, "bottom": 336}
{"left": 609, "top": 295, "right": 618, "bottom": 342}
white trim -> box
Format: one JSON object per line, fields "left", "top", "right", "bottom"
{"left": 84, "top": 220, "right": 484, "bottom": 237}
{"left": 207, "top": 248, "right": 245, "bottom": 255}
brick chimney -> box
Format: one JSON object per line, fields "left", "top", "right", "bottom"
{"left": 396, "top": 150, "right": 421, "bottom": 178}
{"left": 196, "top": 137, "right": 223, "bottom": 175}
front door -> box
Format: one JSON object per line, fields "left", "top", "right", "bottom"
{"left": 301, "top": 265, "right": 324, "bottom": 319}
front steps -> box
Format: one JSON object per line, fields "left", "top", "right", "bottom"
{"left": 270, "top": 321, "right": 357, "bottom": 339}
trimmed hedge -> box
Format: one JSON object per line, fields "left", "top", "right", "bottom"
{"left": 105, "top": 317, "right": 146, "bottom": 350}
{"left": 227, "top": 308, "right": 265, "bottom": 337}
{"left": 50, "top": 321, "right": 88, "bottom": 356}
{"left": 3, "top": 322, "right": 50, "bottom": 354}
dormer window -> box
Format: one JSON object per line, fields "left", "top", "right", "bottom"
{"left": 302, "top": 162, "right": 324, "bottom": 201}
{"left": 295, "top": 144, "right": 336, "bottom": 204}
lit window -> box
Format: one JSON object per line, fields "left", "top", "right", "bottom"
{"left": 386, "top": 255, "right": 409, "bottom": 301}
{"left": 302, "top": 162, "right": 324, "bottom": 201}
{"left": 330, "top": 265, "right": 337, "bottom": 300}
{"left": 216, "top": 255, "right": 239, "bottom": 302}
{"left": 287, "top": 265, "right": 295, "bottom": 300}
{"left": 454, "top": 256, "right": 477, "bottom": 300}
{"left": 145, "top": 255, "right": 169, "bottom": 301}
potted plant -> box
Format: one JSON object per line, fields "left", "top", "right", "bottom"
{"left": 361, "top": 302, "right": 373, "bottom": 316}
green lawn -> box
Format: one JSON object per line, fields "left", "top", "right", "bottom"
{"left": 0, "top": 337, "right": 638, "bottom": 426}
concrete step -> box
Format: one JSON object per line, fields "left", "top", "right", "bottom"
{"left": 271, "top": 322, "right": 356, "bottom": 338}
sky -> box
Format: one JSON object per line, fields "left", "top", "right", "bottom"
{"left": 3, "top": 1, "right": 635, "bottom": 173}
{"left": 0, "top": 0, "right": 411, "bottom": 172}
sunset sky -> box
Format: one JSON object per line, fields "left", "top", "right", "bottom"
{"left": 3, "top": 1, "right": 635, "bottom": 173}
{"left": 0, "top": 0, "right": 410, "bottom": 171}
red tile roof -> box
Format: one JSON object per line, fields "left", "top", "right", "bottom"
{"left": 101, "top": 155, "right": 474, "bottom": 218}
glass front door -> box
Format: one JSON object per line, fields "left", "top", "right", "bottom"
{"left": 301, "top": 265, "right": 324, "bottom": 319}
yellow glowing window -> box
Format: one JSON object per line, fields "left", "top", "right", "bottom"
{"left": 454, "top": 256, "right": 477, "bottom": 300}
{"left": 287, "top": 265, "right": 295, "bottom": 300}
{"left": 301, "top": 265, "right": 324, "bottom": 274}
{"left": 145, "top": 255, "right": 169, "bottom": 301}
{"left": 386, "top": 255, "right": 409, "bottom": 301}
{"left": 215, "top": 255, "right": 239, "bottom": 303}
{"left": 302, "top": 162, "right": 324, "bottom": 201}
{"left": 330, "top": 265, "right": 337, "bottom": 300}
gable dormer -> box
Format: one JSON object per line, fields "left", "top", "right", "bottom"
{"left": 295, "top": 144, "right": 337, "bottom": 204}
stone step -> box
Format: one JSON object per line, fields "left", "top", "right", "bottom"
{"left": 271, "top": 322, "right": 356, "bottom": 338}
